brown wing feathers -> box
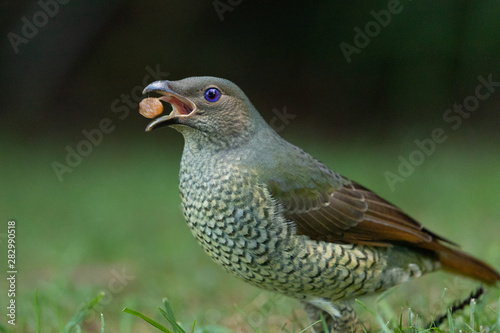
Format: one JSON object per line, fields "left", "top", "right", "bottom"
{"left": 283, "top": 181, "right": 500, "bottom": 285}
{"left": 287, "top": 182, "right": 435, "bottom": 245}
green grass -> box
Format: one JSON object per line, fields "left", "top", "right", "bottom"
{"left": 1, "top": 134, "right": 499, "bottom": 332}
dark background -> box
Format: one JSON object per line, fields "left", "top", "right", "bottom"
{"left": 2, "top": 0, "right": 500, "bottom": 143}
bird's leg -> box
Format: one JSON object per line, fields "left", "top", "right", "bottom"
{"left": 303, "top": 300, "right": 363, "bottom": 333}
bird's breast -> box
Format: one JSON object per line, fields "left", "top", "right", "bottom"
{"left": 178, "top": 156, "right": 289, "bottom": 279}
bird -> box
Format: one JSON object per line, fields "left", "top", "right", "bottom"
{"left": 141, "top": 76, "right": 500, "bottom": 332}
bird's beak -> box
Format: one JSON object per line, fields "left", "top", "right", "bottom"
{"left": 142, "top": 81, "right": 196, "bottom": 132}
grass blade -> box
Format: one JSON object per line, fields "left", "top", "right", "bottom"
{"left": 319, "top": 313, "right": 329, "bottom": 333}
{"left": 158, "top": 298, "right": 185, "bottom": 333}
{"left": 497, "top": 296, "right": 500, "bottom": 330}
{"left": 33, "top": 289, "right": 41, "bottom": 333}
{"left": 123, "top": 307, "right": 173, "bottom": 333}
{"left": 447, "top": 309, "right": 454, "bottom": 333}
{"left": 299, "top": 319, "right": 322, "bottom": 333}
{"left": 62, "top": 291, "right": 104, "bottom": 333}
{"left": 158, "top": 308, "right": 185, "bottom": 333}
{"left": 356, "top": 299, "right": 390, "bottom": 333}
{"left": 469, "top": 298, "right": 476, "bottom": 331}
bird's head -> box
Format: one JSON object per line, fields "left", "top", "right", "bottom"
{"left": 143, "top": 77, "right": 260, "bottom": 147}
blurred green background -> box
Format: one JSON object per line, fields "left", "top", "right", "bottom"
{"left": 1, "top": 0, "right": 499, "bottom": 331}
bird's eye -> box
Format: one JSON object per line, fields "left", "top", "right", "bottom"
{"left": 204, "top": 88, "right": 221, "bottom": 103}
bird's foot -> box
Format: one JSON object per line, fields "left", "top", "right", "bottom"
{"left": 303, "top": 300, "right": 364, "bottom": 333}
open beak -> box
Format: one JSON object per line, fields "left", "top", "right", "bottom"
{"left": 142, "top": 81, "right": 196, "bottom": 132}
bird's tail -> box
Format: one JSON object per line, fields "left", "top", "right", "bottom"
{"left": 433, "top": 242, "right": 500, "bottom": 285}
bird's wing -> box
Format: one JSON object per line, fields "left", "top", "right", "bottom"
{"left": 266, "top": 175, "right": 500, "bottom": 285}
{"left": 267, "top": 177, "right": 454, "bottom": 247}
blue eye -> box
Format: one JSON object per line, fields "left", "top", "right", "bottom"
{"left": 204, "top": 88, "right": 221, "bottom": 102}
